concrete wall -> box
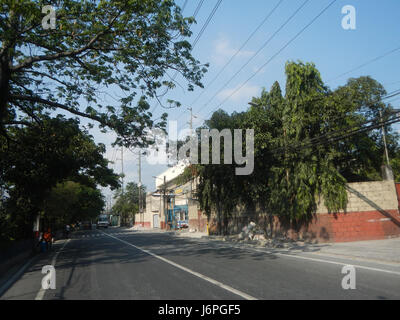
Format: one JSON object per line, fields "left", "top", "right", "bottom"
{"left": 133, "top": 194, "right": 158, "bottom": 229}
{"left": 317, "top": 181, "right": 399, "bottom": 214}
{"left": 188, "top": 201, "right": 208, "bottom": 232}
{"left": 303, "top": 181, "right": 400, "bottom": 242}
{"left": 208, "top": 181, "right": 400, "bottom": 243}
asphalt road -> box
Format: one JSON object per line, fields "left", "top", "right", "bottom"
{"left": 1, "top": 228, "right": 400, "bottom": 300}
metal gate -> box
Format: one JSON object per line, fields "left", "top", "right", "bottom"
{"left": 153, "top": 214, "right": 160, "bottom": 229}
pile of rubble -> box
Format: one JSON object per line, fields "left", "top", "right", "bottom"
{"left": 225, "top": 222, "right": 308, "bottom": 249}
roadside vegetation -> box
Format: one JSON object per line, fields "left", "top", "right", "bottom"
{"left": 0, "top": 0, "right": 206, "bottom": 244}
{"left": 191, "top": 62, "right": 400, "bottom": 235}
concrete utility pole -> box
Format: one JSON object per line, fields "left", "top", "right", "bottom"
{"left": 187, "top": 107, "right": 198, "bottom": 137}
{"left": 138, "top": 150, "right": 143, "bottom": 226}
{"left": 121, "top": 146, "right": 124, "bottom": 194}
{"left": 188, "top": 107, "right": 193, "bottom": 134}
{"left": 187, "top": 107, "right": 197, "bottom": 202}
{"left": 378, "top": 108, "right": 400, "bottom": 181}
{"left": 164, "top": 175, "right": 167, "bottom": 229}
{"left": 115, "top": 146, "right": 124, "bottom": 226}
{"left": 380, "top": 109, "right": 391, "bottom": 166}
{"left": 116, "top": 146, "right": 125, "bottom": 193}
{"left": 153, "top": 175, "right": 167, "bottom": 229}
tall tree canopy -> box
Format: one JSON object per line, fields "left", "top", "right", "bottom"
{"left": 0, "top": 0, "right": 207, "bottom": 146}
{"left": 0, "top": 116, "right": 120, "bottom": 241}
{"left": 44, "top": 181, "right": 105, "bottom": 230}
{"left": 195, "top": 61, "right": 400, "bottom": 235}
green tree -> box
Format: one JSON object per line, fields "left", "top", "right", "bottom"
{"left": 0, "top": 116, "right": 119, "bottom": 241}
{"left": 44, "top": 181, "right": 104, "bottom": 230}
{"left": 329, "top": 76, "right": 399, "bottom": 181}
{"left": 265, "top": 62, "right": 348, "bottom": 225}
{"left": 1, "top": 0, "right": 207, "bottom": 146}
{"left": 112, "top": 182, "right": 146, "bottom": 226}
{"left": 195, "top": 61, "right": 400, "bottom": 235}
{"left": 194, "top": 110, "right": 247, "bottom": 235}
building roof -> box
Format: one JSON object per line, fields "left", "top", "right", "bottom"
{"left": 155, "top": 160, "right": 189, "bottom": 189}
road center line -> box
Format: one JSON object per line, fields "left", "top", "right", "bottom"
{"left": 101, "top": 231, "right": 258, "bottom": 300}
{"left": 35, "top": 239, "right": 70, "bottom": 300}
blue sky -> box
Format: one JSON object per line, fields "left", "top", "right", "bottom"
{"left": 94, "top": 0, "right": 400, "bottom": 202}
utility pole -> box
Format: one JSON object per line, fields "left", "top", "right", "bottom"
{"left": 138, "top": 150, "right": 143, "bottom": 227}
{"left": 187, "top": 108, "right": 197, "bottom": 202}
{"left": 115, "top": 146, "right": 124, "bottom": 226}
{"left": 116, "top": 146, "right": 125, "bottom": 192}
{"left": 187, "top": 107, "right": 198, "bottom": 137}
{"left": 379, "top": 109, "right": 390, "bottom": 166}
{"left": 188, "top": 107, "right": 193, "bottom": 134}
{"left": 163, "top": 175, "right": 167, "bottom": 229}
{"left": 121, "top": 146, "right": 124, "bottom": 194}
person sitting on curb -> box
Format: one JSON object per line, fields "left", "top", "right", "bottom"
{"left": 43, "top": 228, "right": 53, "bottom": 251}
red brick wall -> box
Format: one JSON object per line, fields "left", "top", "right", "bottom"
{"left": 330, "top": 210, "right": 400, "bottom": 242}
{"left": 206, "top": 181, "right": 400, "bottom": 243}
{"left": 282, "top": 210, "right": 400, "bottom": 242}
{"left": 254, "top": 210, "right": 400, "bottom": 243}
{"left": 134, "top": 222, "right": 151, "bottom": 228}
{"left": 207, "top": 209, "right": 400, "bottom": 243}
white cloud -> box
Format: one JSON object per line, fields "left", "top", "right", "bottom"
{"left": 217, "top": 83, "right": 260, "bottom": 103}
{"left": 212, "top": 36, "right": 254, "bottom": 66}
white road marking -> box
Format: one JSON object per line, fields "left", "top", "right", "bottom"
{"left": 207, "top": 241, "right": 400, "bottom": 276}
{"left": 35, "top": 239, "right": 70, "bottom": 300}
{"left": 101, "top": 231, "right": 257, "bottom": 300}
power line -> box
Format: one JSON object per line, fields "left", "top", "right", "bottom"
{"left": 205, "top": 0, "right": 338, "bottom": 119}
{"left": 149, "top": 0, "right": 195, "bottom": 114}
{"left": 384, "top": 80, "right": 400, "bottom": 87}
{"left": 170, "top": 0, "right": 206, "bottom": 80}
{"left": 183, "top": 85, "right": 400, "bottom": 136}
{"left": 383, "top": 89, "right": 400, "bottom": 100}
{"left": 192, "top": 0, "right": 223, "bottom": 50}
{"left": 151, "top": 0, "right": 221, "bottom": 114}
{"left": 193, "top": 0, "right": 205, "bottom": 18}
{"left": 175, "top": 0, "right": 285, "bottom": 122}
{"left": 181, "top": 0, "right": 188, "bottom": 12}
{"left": 327, "top": 45, "right": 400, "bottom": 83}
{"left": 270, "top": 113, "right": 400, "bottom": 157}
{"left": 198, "top": 0, "right": 311, "bottom": 117}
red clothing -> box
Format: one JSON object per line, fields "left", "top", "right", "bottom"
{"left": 43, "top": 232, "right": 52, "bottom": 242}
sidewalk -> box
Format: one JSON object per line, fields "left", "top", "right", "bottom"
{"left": 173, "top": 230, "right": 208, "bottom": 239}
{"left": 0, "top": 238, "right": 68, "bottom": 298}
{"left": 170, "top": 230, "right": 400, "bottom": 265}
{"left": 310, "top": 237, "right": 400, "bottom": 264}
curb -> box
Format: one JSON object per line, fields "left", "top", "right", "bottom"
{"left": 0, "top": 253, "right": 38, "bottom": 298}
{"left": 0, "top": 239, "right": 68, "bottom": 299}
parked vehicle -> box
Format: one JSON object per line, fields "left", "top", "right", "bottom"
{"left": 97, "top": 214, "right": 110, "bottom": 228}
